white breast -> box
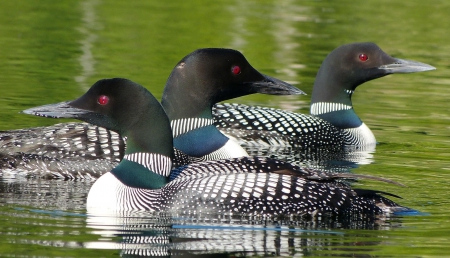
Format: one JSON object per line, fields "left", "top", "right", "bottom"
{"left": 343, "top": 122, "right": 377, "bottom": 146}
{"left": 86, "top": 172, "right": 123, "bottom": 213}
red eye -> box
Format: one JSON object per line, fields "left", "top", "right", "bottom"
{"left": 231, "top": 65, "right": 241, "bottom": 75}
{"left": 359, "top": 54, "right": 368, "bottom": 62}
{"left": 98, "top": 95, "right": 109, "bottom": 105}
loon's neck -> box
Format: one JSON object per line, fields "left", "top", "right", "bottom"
{"left": 162, "top": 95, "right": 246, "bottom": 158}
{"left": 111, "top": 152, "right": 171, "bottom": 189}
{"left": 309, "top": 68, "right": 376, "bottom": 144}
{"left": 170, "top": 117, "right": 230, "bottom": 157}
{"left": 109, "top": 104, "right": 173, "bottom": 189}
{"left": 310, "top": 100, "right": 362, "bottom": 129}
{"left": 310, "top": 65, "right": 362, "bottom": 129}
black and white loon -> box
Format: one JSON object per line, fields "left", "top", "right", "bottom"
{"left": 213, "top": 43, "right": 435, "bottom": 150}
{"left": 0, "top": 48, "right": 302, "bottom": 178}
{"left": 0, "top": 43, "right": 434, "bottom": 178}
{"left": 23, "top": 78, "right": 409, "bottom": 216}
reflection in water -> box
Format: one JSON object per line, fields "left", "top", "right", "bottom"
{"left": 85, "top": 212, "right": 172, "bottom": 256}
{"left": 227, "top": 1, "right": 248, "bottom": 50}
{"left": 0, "top": 177, "right": 404, "bottom": 257}
{"left": 85, "top": 210, "right": 399, "bottom": 257}
{"left": 270, "top": 0, "right": 303, "bottom": 86}
{"left": 243, "top": 143, "right": 376, "bottom": 174}
{"left": 227, "top": 0, "right": 307, "bottom": 111}
{"left": 75, "top": 0, "right": 100, "bottom": 91}
{"left": 0, "top": 177, "right": 92, "bottom": 210}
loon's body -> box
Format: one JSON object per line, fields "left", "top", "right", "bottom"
{"left": 214, "top": 43, "right": 435, "bottom": 150}
{"left": 23, "top": 78, "right": 409, "bottom": 216}
{"left": 0, "top": 48, "right": 302, "bottom": 178}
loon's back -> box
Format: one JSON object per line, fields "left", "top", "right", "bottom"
{"left": 213, "top": 103, "right": 345, "bottom": 149}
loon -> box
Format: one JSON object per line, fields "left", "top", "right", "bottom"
{"left": 163, "top": 48, "right": 302, "bottom": 165}
{"left": 214, "top": 42, "right": 435, "bottom": 150}
{"left": 0, "top": 48, "right": 302, "bottom": 178}
{"left": 0, "top": 43, "right": 435, "bottom": 177}
{"left": 23, "top": 78, "right": 409, "bottom": 216}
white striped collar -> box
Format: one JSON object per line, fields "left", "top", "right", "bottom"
{"left": 170, "top": 118, "right": 214, "bottom": 138}
{"left": 310, "top": 102, "right": 352, "bottom": 116}
{"left": 123, "top": 153, "right": 172, "bottom": 177}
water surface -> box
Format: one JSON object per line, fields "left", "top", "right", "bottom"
{"left": 0, "top": 0, "right": 449, "bottom": 257}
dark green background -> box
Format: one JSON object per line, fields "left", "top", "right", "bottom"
{"left": 0, "top": 0, "right": 449, "bottom": 257}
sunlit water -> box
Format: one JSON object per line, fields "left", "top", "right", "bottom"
{"left": 1, "top": 0, "right": 450, "bottom": 257}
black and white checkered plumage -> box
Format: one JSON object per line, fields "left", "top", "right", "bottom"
{"left": 0, "top": 122, "right": 123, "bottom": 178}
{"left": 213, "top": 103, "right": 346, "bottom": 149}
{"left": 17, "top": 78, "right": 409, "bottom": 218}
{"left": 88, "top": 155, "right": 408, "bottom": 217}
{"left": 212, "top": 42, "right": 434, "bottom": 155}
{"left": 0, "top": 48, "right": 302, "bottom": 178}
{"left": 0, "top": 44, "right": 434, "bottom": 180}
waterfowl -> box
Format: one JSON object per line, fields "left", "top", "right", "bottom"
{"left": 214, "top": 43, "right": 435, "bottom": 150}
{"left": 0, "top": 48, "right": 302, "bottom": 178}
{"left": 23, "top": 78, "right": 408, "bottom": 216}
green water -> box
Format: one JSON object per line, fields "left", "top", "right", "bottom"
{"left": 1, "top": 0, "right": 450, "bottom": 257}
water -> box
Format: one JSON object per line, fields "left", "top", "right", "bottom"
{"left": 0, "top": 0, "right": 449, "bottom": 257}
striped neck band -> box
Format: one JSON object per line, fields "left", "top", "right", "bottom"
{"left": 170, "top": 118, "right": 214, "bottom": 138}
{"left": 123, "top": 153, "right": 172, "bottom": 177}
{"left": 310, "top": 102, "right": 352, "bottom": 116}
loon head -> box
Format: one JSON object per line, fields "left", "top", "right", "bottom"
{"left": 311, "top": 42, "right": 435, "bottom": 106}
{"left": 161, "top": 48, "right": 304, "bottom": 120}
{"left": 23, "top": 78, "right": 173, "bottom": 158}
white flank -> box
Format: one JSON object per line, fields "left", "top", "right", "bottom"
{"left": 343, "top": 123, "right": 376, "bottom": 146}
{"left": 86, "top": 172, "right": 123, "bottom": 212}
{"left": 86, "top": 172, "right": 161, "bottom": 212}
{"left": 203, "top": 139, "right": 249, "bottom": 160}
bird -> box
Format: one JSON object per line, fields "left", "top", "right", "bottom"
{"left": 22, "top": 78, "right": 410, "bottom": 217}
{"left": 0, "top": 48, "right": 303, "bottom": 178}
{"left": 213, "top": 42, "right": 435, "bottom": 151}
{"left": 162, "top": 48, "right": 303, "bottom": 165}
{"left": 0, "top": 43, "right": 435, "bottom": 178}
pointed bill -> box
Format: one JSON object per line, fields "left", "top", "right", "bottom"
{"left": 247, "top": 74, "right": 306, "bottom": 95}
{"left": 379, "top": 58, "right": 436, "bottom": 73}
